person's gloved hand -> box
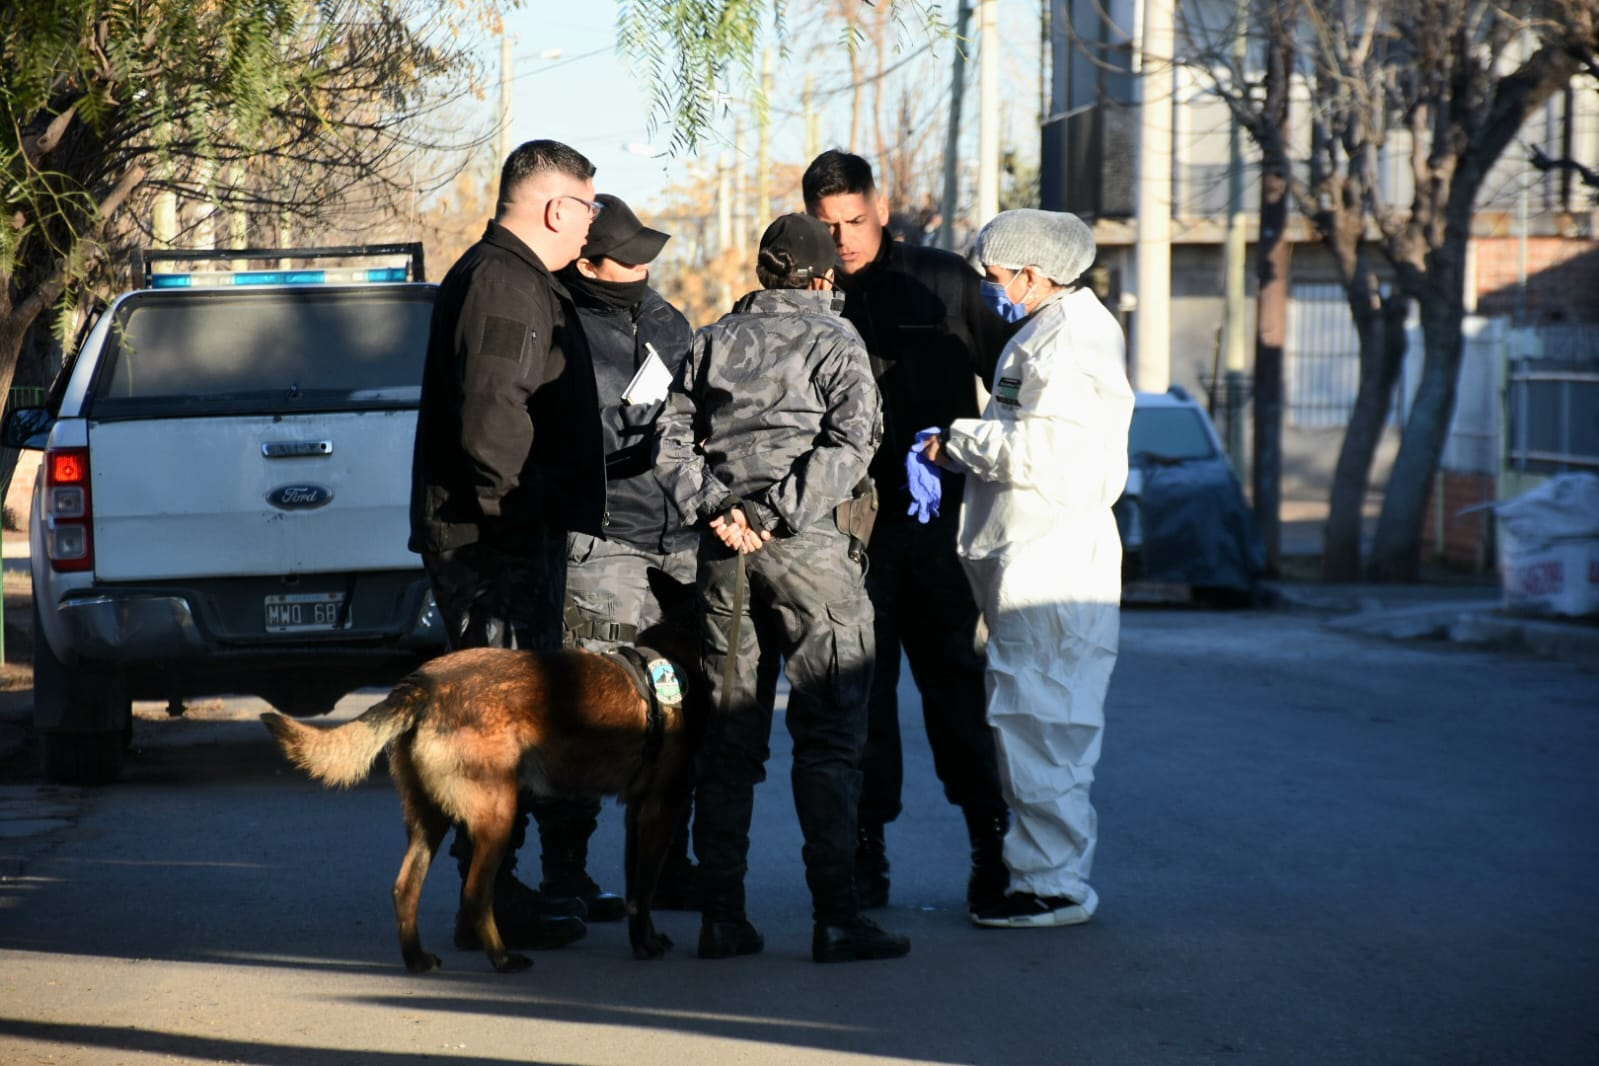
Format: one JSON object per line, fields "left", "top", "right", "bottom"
{"left": 905, "top": 427, "right": 943, "bottom": 524}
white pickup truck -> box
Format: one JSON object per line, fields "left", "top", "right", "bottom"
{"left": 2, "top": 245, "right": 446, "bottom": 783}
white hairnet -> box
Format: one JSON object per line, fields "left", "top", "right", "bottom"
{"left": 975, "top": 209, "right": 1096, "bottom": 285}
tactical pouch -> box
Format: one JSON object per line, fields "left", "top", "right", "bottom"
{"left": 833, "top": 477, "right": 879, "bottom": 563}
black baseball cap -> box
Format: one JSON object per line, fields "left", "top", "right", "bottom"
{"left": 580, "top": 193, "right": 670, "bottom": 265}
{"left": 758, "top": 213, "right": 842, "bottom": 280}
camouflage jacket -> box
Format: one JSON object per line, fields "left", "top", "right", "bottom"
{"left": 654, "top": 288, "right": 882, "bottom": 535}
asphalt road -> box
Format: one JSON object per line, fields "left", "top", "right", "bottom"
{"left": 0, "top": 606, "right": 1595, "bottom": 1066}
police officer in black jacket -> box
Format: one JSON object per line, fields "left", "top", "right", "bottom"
{"left": 410, "top": 139, "right": 606, "bottom": 950}
{"left": 553, "top": 193, "right": 700, "bottom": 913}
{"left": 803, "top": 149, "right": 1012, "bottom": 916}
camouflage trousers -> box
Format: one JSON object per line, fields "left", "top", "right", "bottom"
{"left": 564, "top": 532, "right": 697, "bottom": 651}
{"left": 693, "top": 519, "right": 875, "bottom": 925}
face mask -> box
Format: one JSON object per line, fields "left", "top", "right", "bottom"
{"left": 565, "top": 271, "right": 649, "bottom": 310}
{"left": 980, "top": 272, "right": 1034, "bottom": 323}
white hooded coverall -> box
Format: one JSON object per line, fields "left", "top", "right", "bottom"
{"left": 941, "top": 285, "right": 1133, "bottom": 910}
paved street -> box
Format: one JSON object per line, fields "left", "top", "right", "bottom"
{"left": 0, "top": 605, "right": 1595, "bottom": 1065}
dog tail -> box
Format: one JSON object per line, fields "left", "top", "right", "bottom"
{"left": 261, "top": 680, "right": 428, "bottom": 789}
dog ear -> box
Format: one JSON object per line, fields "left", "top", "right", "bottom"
{"left": 645, "top": 567, "right": 697, "bottom": 619}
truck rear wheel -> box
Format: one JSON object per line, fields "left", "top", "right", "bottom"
{"left": 33, "top": 601, "right": 131, "bottom": 785}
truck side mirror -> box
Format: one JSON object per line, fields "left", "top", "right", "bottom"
{"left": 1, "top": 406, "right": 54, "bottom": 449}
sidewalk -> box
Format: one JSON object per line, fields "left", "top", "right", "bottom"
{"left": 1264, "top": 578, "right": 1599, "bottom": 670}
{"left": 1272, "top": 506, "right": 1599, "bottom": 671}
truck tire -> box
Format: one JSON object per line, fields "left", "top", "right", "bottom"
{"left": 32, "top": 600, "right": 130, "bottom": 785}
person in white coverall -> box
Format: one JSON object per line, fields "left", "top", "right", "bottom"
{"left": 921, "top": 209, "right": 1132, "bottom": 928}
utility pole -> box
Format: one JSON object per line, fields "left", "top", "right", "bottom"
{"left": 153, "top": 191, "right": 177, "bottom": 249}
{"left": 734, "top": 119, "right": 748, "bottom": 254}
{"left": 938, "top": 2, "right": 973, "bottom": 250}
{"left": 758, "top": 48, "right": 772, "bottom": 236}
{"left": 976, "top": 0, "right": 1000, "bottom": 228}
{"left": 1134, "top": 0, "right": 1174, "bottom": 393}
{"left": 1221, "top": 0, "right": 1250, "bottom": 477}
{"left": 717, "top": 153, "right": 733, "bottom": 309}
{"left": 804, "top": 72, "right": 819, "bottom": 165}
{"left": 498, "top": 32, "right": 513, "bottom": 166}
{"left": 1253, "top": 5, "right": 1294, "bottom": 576}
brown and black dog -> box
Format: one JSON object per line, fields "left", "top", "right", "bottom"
{"left": 262, "top": 616, "right": 702, "bottom": 974}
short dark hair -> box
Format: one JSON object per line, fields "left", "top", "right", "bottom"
{"left": 755, "top": 245, "right": 812, "bottom": 290}
{"left": 802, "top": 149, "right": 876, "bottom": 207}
{"left": 499, "top": 139, "right": 596, "bottom": 206}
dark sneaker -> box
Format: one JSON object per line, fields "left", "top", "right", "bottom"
{"left": 967, "top": 863, "right": 1010, "bottom": 913}
{"left": 970, "top": 890, "right": 1094, "bottom": 929}
{"left": 542, "top": 874, "right": 626, "bottom": 923}
{"left": 453, "top": 908, "right": 586, "bottom": 951}
{"left": 496, "top": 873, "right": 585, "bottom": 919}
{"left": 697, "top": 918, "right": 765, "bottom": 959}
{"left": 580, "top": 891, "right": 627, "bottom": 923}
{"left": 812, "top": 915, "right": 911, "bottom": 963}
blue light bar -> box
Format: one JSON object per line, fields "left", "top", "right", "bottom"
{"left": 149, "top": 266, "right": 410, "bottom": 288}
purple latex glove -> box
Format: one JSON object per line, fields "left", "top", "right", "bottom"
{"left": 905, "top": 426, "right": 943, "bottom": 524}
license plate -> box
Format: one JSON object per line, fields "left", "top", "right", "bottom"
{"left": 265, "top": 592, "right": 350, "bottom": 633}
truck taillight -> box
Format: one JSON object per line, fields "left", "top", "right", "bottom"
{"left": 44, "top": 447, "right": 93, "bottom": 573}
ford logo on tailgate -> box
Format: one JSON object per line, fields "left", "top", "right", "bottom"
{"left": 267, "top": 484, "right": 334, "bottom": 510}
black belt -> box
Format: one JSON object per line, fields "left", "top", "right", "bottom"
{"left": 566, "top": 603, "right": 639, "bottom": 644}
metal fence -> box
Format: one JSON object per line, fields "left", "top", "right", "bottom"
{"left": 1507, "top": 361, "right": 1599, "bottom": 475}
{"left": 1284, "top": 283, "right": 1409, "bottom": 429}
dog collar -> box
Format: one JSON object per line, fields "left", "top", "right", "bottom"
{"left": 611, "top": 645, "right": 676, "bottom": 769}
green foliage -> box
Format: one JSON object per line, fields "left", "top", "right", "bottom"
{"left": 0, "top": 0, "right": 501, "bottom": 313}
{"left": 618, "top": 0, "right": 949, "bottom": 153}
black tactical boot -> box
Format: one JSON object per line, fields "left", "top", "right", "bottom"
{"left": 963, "top": 807, "right": 1011, "bottom": 914}
{"left": 697, "top": 871, "right": 763, "bottom": 959}
{"left": 853, "top": 820, "right": 890, "bottom": 909}
{"left": 812, "top": 914, "right": 912, "bottom": 963}
{"left": 454, "top": 871, "right": 588, "bottom": 951}
{"left": 450, "top": 820, "right": 586, "bottom": 950}
{"left": 698, "top": 918, "right": 765, "bottom": 958}
{"left": 535, "top": 797, "right": 627, "bottom": 923}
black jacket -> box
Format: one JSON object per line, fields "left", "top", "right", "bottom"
{"left": 835, "top": 238, "right": 1010, "bottom": 524}
{"left": 567, "top": 283, "right": 696, "bottom": 553}
{"left": 656, "top": 288, "right": 882, "bottom": 536}
{"left": 409, "top": 220, "right": 605, "bottom": 554}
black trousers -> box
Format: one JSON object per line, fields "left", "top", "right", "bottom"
{"left": 859, "top": 513, "right": 1006, "bottom": 827}
{"left": 693, "top": 522, "right": 873, "bottom": 924}
{"left": 421, "top": 531, "right": 601, "bottom": 883}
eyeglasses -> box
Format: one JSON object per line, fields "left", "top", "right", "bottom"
{"left": 552, "top": 194, "right": 604, "bottom": 220}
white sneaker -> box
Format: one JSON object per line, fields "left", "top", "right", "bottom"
{"left": 970, "top": 890, "right": 1093, "bottom": 928}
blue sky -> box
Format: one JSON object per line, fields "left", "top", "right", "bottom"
{"left": 496, "top": 1, "right": 1044, "bottom": 214}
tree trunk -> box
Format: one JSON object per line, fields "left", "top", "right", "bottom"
{"left": 1251, "top": 18, "right": 1293, "bottom": 577}
{"left": 1368, "top": 258, "right": 1467, "bottom": 581}
{"left": 1321, "top": 289, "right": 1407, "bottom": 581}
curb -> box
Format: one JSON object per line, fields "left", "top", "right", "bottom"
{"left": 1267, "top": 582, "right": 1599, "bottom": 670}
{"left": 1447, "top": 613, "right": 1599, "bottom": 670}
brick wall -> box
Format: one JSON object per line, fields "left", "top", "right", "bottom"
{"left": 1424, "top": 470, "right": 1497, "bottom": 570}
{"left": 1474, "top": 238, "right": 1599, "bottom": 323}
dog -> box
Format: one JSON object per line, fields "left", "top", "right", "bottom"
{"left": 261, "top": 612, "right": 702, "bottom": 975}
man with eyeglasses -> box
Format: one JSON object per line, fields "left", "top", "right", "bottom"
{"left": 410, "top": 138, "right": 607, "bottom": 953}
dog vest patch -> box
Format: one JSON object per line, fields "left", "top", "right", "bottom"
{"left": 647, "top": 658, "right": 684, "bottom": 705}
{"left": 994, "top": 375, "right": 1023, "bottom": 407}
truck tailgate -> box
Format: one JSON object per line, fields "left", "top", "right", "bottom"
{"left": 88, "top": 411, "right": 419, "bottom": 580}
